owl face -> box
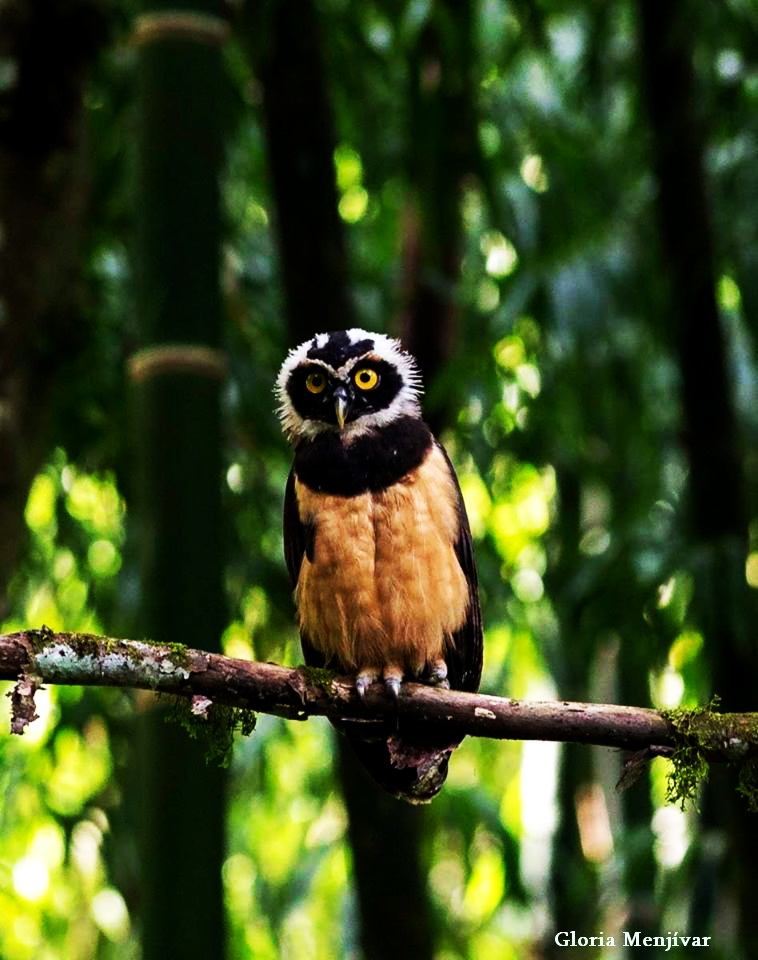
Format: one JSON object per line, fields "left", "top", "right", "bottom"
{"left": 276, "top": 329, "right": 423, "bottom": 443}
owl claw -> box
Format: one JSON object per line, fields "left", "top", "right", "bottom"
{"left": 428, "top": 658, "right": 448, "bottom": 687}
{"left": 356, "top": 661, "right": 446, "bottom": 698}
{"left": 383, "top": 666, "right": 403, "bottom": 700}
{"left": 356, "top": 668, "right": 380, "bottom": 698}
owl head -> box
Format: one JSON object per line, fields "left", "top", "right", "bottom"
{"left": 275, "top": 329, "right": 423, "bottom": 443}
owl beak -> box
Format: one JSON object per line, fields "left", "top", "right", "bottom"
{"left": 333, "top": 384, "right": 350, "bottom": 430}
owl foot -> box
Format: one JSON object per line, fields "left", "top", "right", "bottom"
{"left": 356, "top": 667, "right": 380, "bottom": 698}
{"left": 411, "top": 658, "right": 449, "bottom": 688}
{"left": 427, "top": 658, "right": 449, "bottom": 687}
{"left": 355, "top": 665, "right": 404, "bottom": 700}
{"left": 382, "top": 665, "right": 403, "bottom": 700}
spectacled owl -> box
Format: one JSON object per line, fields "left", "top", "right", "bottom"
{"left": 276, "top": 329, "right": 482, "bottom": 802}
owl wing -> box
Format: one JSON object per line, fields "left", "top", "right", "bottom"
{"left": 437, "top": 441, "right": 483, "bottom": 694}
{"left": 283, "top": 468, "right": 305, "bottom": 589}
{"left": 283, "top": 467, "right": 326, "bottom": 669}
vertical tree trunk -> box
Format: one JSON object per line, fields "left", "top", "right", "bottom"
{"left": 130, "top": 2, "right": 227, "bottom": 956}
{"left": 242, "top": 3, "right": 437, "bottom": 956}
{"left": 636, "top": 1, "right": 743, "bottom": 543}
{"left": 338, "top": 746, "right": 435, "bottom": 960}
{"left": 399, "top": 0, "right": 477, "bottom": 434}
{"left": 242, "top": 0, "right": 353, "bottom": 342}
{"left": 616, "top": 642, "right": 659, "bottom": 940}
{"left": 0, "top": 0, "right": 107, "bottom": 614}
{"left": 636, "top": 0, "right": 758, "bottom": 950}
{"left": 543, "top": 470, "right": 602, "bottom": 954}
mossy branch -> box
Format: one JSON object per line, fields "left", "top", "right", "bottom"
{"left": 2, "top": 628, "right": 757, "bottom": 804}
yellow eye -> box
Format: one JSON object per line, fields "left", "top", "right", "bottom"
{"left": 305, "top": 371, "right": 327, "bottom": 394}
{"left": 354, "top": 367, "right": 379, "bottom": 391}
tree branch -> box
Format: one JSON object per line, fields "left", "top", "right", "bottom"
{"left": 2, "top": 629, "right": 757, "bottom": 770}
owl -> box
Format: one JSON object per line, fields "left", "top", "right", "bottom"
{"left": 276, "top": 329, "right": 482, "bottom": 801}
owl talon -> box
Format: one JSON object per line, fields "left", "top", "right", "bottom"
{"left": 383, "top": 666, "right": 403, "bottom": 700}
{"left": 356, "top": 668, "right": 380, "bottom": 698}
{"left": 427, "top": 658, "right": 448, "bottom": 686}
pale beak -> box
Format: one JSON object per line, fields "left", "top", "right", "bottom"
{"left": 333, "top": 385, "right": 350, "bottom": 430}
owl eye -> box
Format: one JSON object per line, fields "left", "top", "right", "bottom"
{"left": 305, "top": 371, "right": 327, "bottom": 394}
{"left": 354, "top": 367, "right": 379, "bottom": 391}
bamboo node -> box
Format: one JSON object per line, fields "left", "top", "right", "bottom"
{"left": 127, "top": 344, "right": 228, "bottom": 382}
{"left": 132, "top": 11, "right": 230, "bottom": 47}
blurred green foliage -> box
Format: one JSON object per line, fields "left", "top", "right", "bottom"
{"left": 3, "top": 0, "right": 758, "bottom": 957}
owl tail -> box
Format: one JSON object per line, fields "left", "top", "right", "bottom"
{"left": 340, "top": 726, "right": 462, "bottom": 803}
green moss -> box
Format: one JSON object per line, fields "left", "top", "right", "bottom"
{"left": 661, "top": 697, "right": 758, "bottom": 811}
{"left": 168, "top": 698, "right": 257, "bottom": 767}
{"left": 730, "top": 712, "right": 758, "bottom": 811}
{"left": 299, "top": 666, "right": 339, "bottom": 696}
{"left": 662, "top": 698, "right": 721, "bottom": 809}
{"left": 29, "top": 625, "right": 56, "bottom": 647}
{"left": 29, "top": 627, "right": 122, "bottom": 664}
{"left": 664, "top": 741, "right": 709, "bottom": 810}
{"left": 154, "top": 640, "right": 193, "bottom": 672}
{"left": 736, "top": 759, "right": 758, "bottom": 812}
